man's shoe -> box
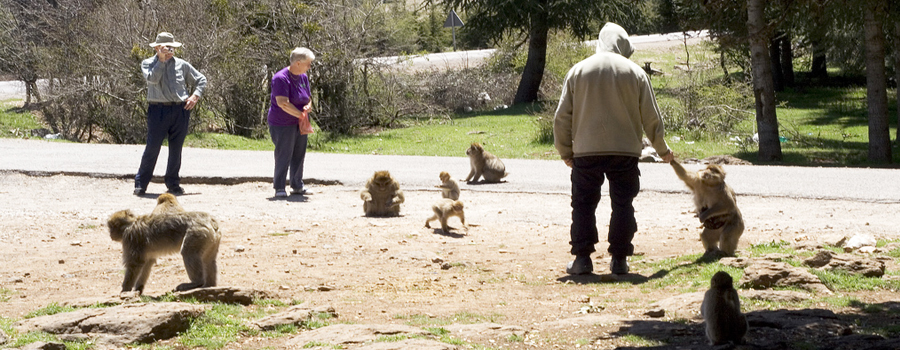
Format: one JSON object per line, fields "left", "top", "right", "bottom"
{"left": 133, "top": 187, "right": 145, "bottom": 196}
{"left": 291, "top": 188, "right": 311, "bottom": 195}
{"left": 167, "top": 186, "right": 185, "bottom": 195}
{"left": 566, "top": 255, "right": 593, "bottom": 275}
{"left": 274, "top": 190, "right": 288, "bottom": 197}
{"left": 610, "top": 256, "right": 629, "bottom": 275}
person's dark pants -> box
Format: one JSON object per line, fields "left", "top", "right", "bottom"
{"left": 569, "top": 156, "right": 641, "bottom": 259}
{"left": 135, "top": 103, "right": 190, "bottom": 191}
{"left": 269, "top": 124, "right": 308, "bottom": 191}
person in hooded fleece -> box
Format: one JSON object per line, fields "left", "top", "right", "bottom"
{"left": 553, "top": 23, "right": 675, "bottom": 276}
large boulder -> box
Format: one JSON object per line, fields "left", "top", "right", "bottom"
{"left": 252, "top": 305, "right": 336, "bottom": 331}
{"left": 740, "top": 260, "right": 831, "bottom": 294}
{"left": 13, "top": 302, "right": 207, "bottom": 345}
{"left": 803, "top": 250, "right": 885, "bottom": 277}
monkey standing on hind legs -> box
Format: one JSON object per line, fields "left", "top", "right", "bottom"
{"left": 670, "top": 161, "right": 744, "bottom": 257}
{"left": 436, "top": 171, "right": 460, "bottom": 200}
{"left": 701, "top": 271, "right": 748, "bottom": 346}
{"left": 425, "top": 198, "right": 466, "bottom": 233}
{"left": 465, "top": 142, "right": 508, "bottom": 183}
{"left": 107, "top": 206, "right": 221, "bottom": 295}
{"left": 360, "top": 170, "right": 405, "bottom": 217}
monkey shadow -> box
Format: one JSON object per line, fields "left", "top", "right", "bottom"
{"left": 428, "top": 228, "right": 466, "bottom": 239}
{"left": 136, "top": 192, "right": 202, "bottom": 199}
{"left": 465, "top": 180, "right": 507, "bottom": 186}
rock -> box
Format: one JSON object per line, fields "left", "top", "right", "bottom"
{"left": 0, "top": 330, "right": 7, "bottom": 345}
{"left": 742, "top": 289, "right": 810, "bottom": 302}
{"left": 759, "top": 253, "right": 792, "bottom": 261}
{"left": 234, "top": 245, "right": 246, "bottom": 252}
{"left": 803, "top": 250, "right": 835, "bottom": 268}
{"left": 823, "top": 254, "right": 884, "bottom": 277}
{"left": 719, "top": 256, "right": 751, "bottom": 268}
{"left": 172, "top": 286, "right": 270, "bottom": 305}
{"left": 740, "top": 260, "right": 831, "bottom": 294}
{"left": 644, "top": 308, "right": 665, "bottom": 318}
{"left": 844, "top": 234, "right": 876, "bottom": 251}
{"left": 21, "top": 342, "right": 66, "bottom": 350}
{"left": 647, "top": 292, "right": 705, "bottom": 318}
{"left": 820, "top": 234, "right": 848, "bottom": 247}
{"left": 13, "top": 302, "right": 207, "bottom": 345}
{"left": 253, "top": 305, "right": 336, "bottom": 331}
{"left": 287, "top": 324, "right": 431, "bottom": 347}
{"left": 60, "top": 294, "right": 143, "bottom": 308}
{"left": 444, "top": 323, "right": 527, "bottom": 340}
{"left": 356, "top": 338, "right": 459, "bottom": 349}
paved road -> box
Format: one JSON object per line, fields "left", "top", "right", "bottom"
{"left": 1, "top": 138, "right": 897, "bottom": 203}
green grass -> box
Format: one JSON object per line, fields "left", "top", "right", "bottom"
{"left": 0, "top": 102, "right": 43, "bottom": 138}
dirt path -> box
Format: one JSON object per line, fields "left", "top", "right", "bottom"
{"left": 1, "top": 172, "right": 898, "bottom": 348}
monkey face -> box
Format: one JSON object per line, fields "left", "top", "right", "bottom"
{"left": 371, "top": 171, "right": 394, "bottom": 188}
{"left": 439, "top": 171, "right": 450, "bottom": 182}
{"left": 699, "top": 165, "right": 725, "bottom": 185}
{"left": 107, "top": 210, "right": 136, "bottom": 242}
{"left": 466, "top": 143, "right": 483, "bottom": 156}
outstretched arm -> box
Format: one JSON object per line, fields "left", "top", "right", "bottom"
{"left": 670, "top": 161, "right": 698, "bottom": 190}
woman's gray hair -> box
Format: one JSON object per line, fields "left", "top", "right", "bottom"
{"left": 290, "top": 47, "right": 315, "bottom": 63}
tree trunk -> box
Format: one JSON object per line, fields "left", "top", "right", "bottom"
{"left": 746, "top": 0, "right": 782, "bottom": 161}
{"left": 810, "top": 3, "right": 828, "bottom": 80}
{"left": 895, "top": 21, "right": 900, "bottom": 146}
{"left": 512, "top": 9, "right": 549, "bottom": 105}
{"left": 780, "top": 33, "right": 795, "bottom": 87}
{"left": 863, "top": 0, "right": 891, "bottom": 163}
{"left": 770, "top": 33, "right": 784, "bottom": 92}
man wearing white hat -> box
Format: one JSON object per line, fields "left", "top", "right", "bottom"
{"left": 134, "top": 32, "right": 207, "bottom": 196}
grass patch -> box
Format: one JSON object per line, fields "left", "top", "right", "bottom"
{"left": 619, "top": 334, "right": 665, "bottom": 346}
{"left": 0, "top": 288, "right": 13, "bottom": 302}
{"left": 395, "top": 311, "right": 503, "bottom": 327}
{"left": 24, "top": 303, "right": 76, "bottom": 318}
{"left": 0, "top": 102, "right": 42, "bottom": 138}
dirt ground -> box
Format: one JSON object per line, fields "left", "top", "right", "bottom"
{"left": 1, "top": 171, "right": 899, "bottom": 349}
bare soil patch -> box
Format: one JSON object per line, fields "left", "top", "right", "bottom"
{"left": 1, "top": 172, "right": 898, "bottom": 349}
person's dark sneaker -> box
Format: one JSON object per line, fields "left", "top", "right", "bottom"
{"left": 291, "top": 188, "right": 312, "bottom": 195}
{"left": 167, "top": 186, "right": 185, "bottom": 195}
{"left": 133, "top": 187, "right": 146, "bottom": 196}
{"left": 274, "top": 190, "right": 288, "bottom": 198}
{"left": 610, "top": 256, "right": 629, "bottom": 275}
{"left": 566, "top": 255, "right": 593, "bottom": 275}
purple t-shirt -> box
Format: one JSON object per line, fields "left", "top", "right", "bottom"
{"left": 267, "top": 67, "right": 311, "bottom": 126}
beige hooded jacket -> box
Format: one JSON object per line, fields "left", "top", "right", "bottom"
{"left": 553, "top": 23, "right": 670, "bottom": 160}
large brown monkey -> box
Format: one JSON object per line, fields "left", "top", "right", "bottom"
{"left": 425, "top": 198, "right": 466, "bottom": 233}
{"left": 360, "top": 170, "right": 405, "bottom": 217}
{"left": 701, "top": 271, "right": 748, "bottom": 345}
{"left": 465, "top": 142, "right": 508, "bottom": 183}
{"left": 151, "top": 193, "right": 184, "bottom": 215}
{"left": 671, "top": 161, "right": 744, "bottom": 256}
{"left": 107, "top": 208, "right": 221, "bottom": 295}
{"left": 436, "top": 171, "right": 460, "bottom": 200}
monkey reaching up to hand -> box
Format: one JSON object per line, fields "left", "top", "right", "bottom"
{"left": 436, "top": 171, "right": 460, "bottom": 200}
{"left": 425, "top": 198, "right": 466, "bottom": 233}
{"left": 360, "top": 170, "right": 405, "bottom": 217}
{"left": 701, "top": 271, "right": 748, "bottom": 345}
{"left": 671, "top": 161, "right": 744, "bottom": 257}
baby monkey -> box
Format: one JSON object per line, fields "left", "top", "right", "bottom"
{"left": 436, "top": 171, "right": 460, "bottom": 200}
{"left": 425, "top": 198, "right": 466, "bottom": 233}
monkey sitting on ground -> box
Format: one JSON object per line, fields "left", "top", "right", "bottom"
{"left": 425, "top": 198, "right": 466, "bottom": 233}
{"left": 107, "top": 207, "right": 221, "bottom": 295}
{"left": 360, "top": 170, "right": 405, "bottom": 217}
{"left": 436, "top": 171, "right": 460, "bottom": 200}
{"left": 151, "top": 193, "right": 185, "bottom": 215}
{"left": 701, "top": 271, "right": 748, "bottom": 345}
{"left": 465, "top": 142, "right": 508, "bottom": 183}
{"left": 671, "top": 161, "right": 744, "bottom": 257}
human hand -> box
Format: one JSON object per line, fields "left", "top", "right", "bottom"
{"left": 303, "top": 104, "right": 312, "bottom": 112}
{"left": 184, "top": 95, "right": 199, "bottom": 110}
{"left": 563, "top": 158, "right": 573, "bottom": 168}
{"left": 661, "top": 150, "right": 675, "bottom": 163}
{"left": 155, "top": 46, "right": 174, "bottom": 62}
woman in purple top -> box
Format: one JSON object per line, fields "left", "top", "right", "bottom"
{"left": 268, "top": 47, "right": 315, "bottom": 197}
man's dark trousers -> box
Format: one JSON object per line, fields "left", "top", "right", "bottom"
{"left": 135, "top": 103, "right": 189, "bottom": 191}
{"left": 569, "top": 155, "right": 641, "bottom": 259}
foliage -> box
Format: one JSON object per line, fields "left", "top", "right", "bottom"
{"left": 24, "top": 303, "right": 75, "bottom": 318}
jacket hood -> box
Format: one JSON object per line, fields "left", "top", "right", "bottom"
{"left": 596, "top": 22, "right": 634, "bottom": 58}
